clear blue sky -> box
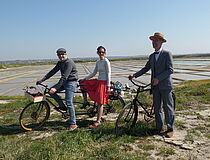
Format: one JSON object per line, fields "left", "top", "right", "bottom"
{"left": 1, "top": 0, "right": 210, "bottom": 61}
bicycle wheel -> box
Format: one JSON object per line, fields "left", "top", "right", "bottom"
{"left": 105, "top": 96, "right": 125, "bottom": 114}
{"left": 115, "top": 102, "right": 138, "bottom": 136}
{"left": 19, "top": 101, "right": 50, "bottom": 131}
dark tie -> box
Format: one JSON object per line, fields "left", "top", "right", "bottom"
{"left": 154, "top": 51, "right": 159, "bottom": 54}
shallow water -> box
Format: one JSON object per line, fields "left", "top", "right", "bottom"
{"left": 0, "top": 59, "right": 209, "bottom": 96}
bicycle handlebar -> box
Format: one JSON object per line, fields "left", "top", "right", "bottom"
{"left": 130, "top": 79, "right": 151, "bottom": 89}
{"left": 36, "top": 82, "right": 52, "bottom": 94}
{"left": 36, "top": 81, "right": 49, "bottom": 88}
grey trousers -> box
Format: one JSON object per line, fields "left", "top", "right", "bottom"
{"left": 153, "top": 87, "right": 175, "bottom": 130}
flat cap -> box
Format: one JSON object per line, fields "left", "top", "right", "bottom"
{"left": 56, "top": 48, "right": 66, "bottom": 53}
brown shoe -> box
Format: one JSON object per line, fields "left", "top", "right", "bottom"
{"left": 88, "top": 122, "right": 101, "bottom": 129}
{"left": 165, "top": 131, "right": 173, "bottom": 138}
{"left": 152, "top": 129, "right": 165, "bottom": 135}
{"left": 67, "top": 124, "right": 78, "bottom": 131}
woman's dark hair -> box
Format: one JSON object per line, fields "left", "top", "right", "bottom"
{"left": 97, "top": 46, "right": 106, "bottom": 52}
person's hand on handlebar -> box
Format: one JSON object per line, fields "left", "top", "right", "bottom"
{"left": 49, "top": 88, "right": 57, "bottom": 95}
{"left": 128, "top": 74, "right": 135, "bottom": 80}
{"left": 36, "top": 80, "right": 43, "bottom": 85}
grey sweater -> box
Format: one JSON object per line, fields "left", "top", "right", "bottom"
{"left": 42, "top": 58, "right": 78, "bottom": 89}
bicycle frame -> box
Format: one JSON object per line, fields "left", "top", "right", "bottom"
{"left": 36, "top": 82, "right": 97, "bottom": 116}
{"left": 20, "top": 82, "right": 126, "bottom": 131}
{"left": 36, "top": 82, "right": 125, "bottom": 117}
{"left": 130, "top": 79, "right": 154, "bottom": 118}
{"left": 115, "top": 79, "right": 176, "bottom": 136}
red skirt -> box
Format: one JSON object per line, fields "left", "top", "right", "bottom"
{"left": 80, "top": 79, "right": 108, "bottom": 104}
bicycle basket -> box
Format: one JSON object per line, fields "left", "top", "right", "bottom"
{"left": 25, "top": 86, "right": 45, "bottom": 103}
{"left": 109, "top": 88, "right": 122, "bottom": 100}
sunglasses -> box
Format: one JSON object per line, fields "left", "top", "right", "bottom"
{"left": 97, "top": 51, "right": 105, "bottom": 53}
{"left": 57, "top": 53, "right": 66, "bottom": 56}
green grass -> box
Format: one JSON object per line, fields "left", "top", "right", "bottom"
{"left": 204, "top": 133, "right": 210, "bottom": 139}
{"left": 174, "top": 79, "right": 210, "bottom": 110}
{"left": 0, "top": 96, "right": 25, "bottom": 100}
{"left": 174, "top": 120, "right": 187, "bottom": 130}
{"left": 196, "top": 113, "right": 205, "bottom": 120}
{"left": 174, "top": 53, "right": 210, "bottom": 58}
{"left": 0, "top": 64, "right": 7, "bottom": 69}
{"left": 0, "top": 62, "right": 57, "bottom": 69}
{"left": 184, "top": 132, "right": 194, "bottom": 143}
{"left": 156, "top": 147, "right": 175, "bottom": 157}
{"left": 0, "top": 79, "right": 210, "bottom": 159}
{"left": 138, "top": 143, "right": 155, "bottom": 151}
{"left": 0, "top": 97, "right": 151, "bottom": 159}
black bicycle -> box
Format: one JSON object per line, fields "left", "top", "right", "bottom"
{"left": 115, "top": 79, "right": 176, "bottom": 136}
{"left": 19, "top": 81, "right": 125, "bottom": 131}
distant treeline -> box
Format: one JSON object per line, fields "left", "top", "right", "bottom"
{"left": 0, "top": 53, "right": 210, "bottom": 69}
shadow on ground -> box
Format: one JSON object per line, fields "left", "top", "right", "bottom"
{"left": 0, "top": 119, "right": 157, "bottom": 140}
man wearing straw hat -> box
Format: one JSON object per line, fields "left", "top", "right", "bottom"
{"left": 129, "top": 32, "right": 174, "bottom": 138}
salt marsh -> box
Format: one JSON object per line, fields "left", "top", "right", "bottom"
{"left": 0, "top": 58, "right": 209, "bottom": 96}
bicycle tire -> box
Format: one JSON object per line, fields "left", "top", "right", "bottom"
{"left": 73, "top": 100, "right": 97, "bottom": 118}
{"left": 86, "top": 106, "right": 97, "bottom": 118}
{"left": 19, "top": 101, "right": 50, "bottom": 131}
{"left": 115, "top": 102, "right": 138, "bottom": 136}
{"left": 105, "top": 95, "right": 125, "bottom": 114}
{"left": 143, "top": 104, "right": 154, "bottom": 122}
{"left": 172, "top": 92, "right": 176, "bottom": 111}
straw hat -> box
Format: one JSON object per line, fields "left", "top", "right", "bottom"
{"left": 149, "top": 32, "right": 166, "bottom": 42}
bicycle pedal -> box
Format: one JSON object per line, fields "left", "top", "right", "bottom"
{"left": 54, "top": 107, "right": 60, "bottom": 111}
{"left": 54, "top": 107, "right": 67, "bottom": 112}
{"left": 62, "top": 112, "right": 68, "bottom": 119}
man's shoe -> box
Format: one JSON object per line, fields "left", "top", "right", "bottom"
{"left": 165, "top": 130, "right": 173, "bottom": 138}
{"left": 67, "top": 124, "right": 78, "bottom": 131}
{"left": 88, "top": 122, "right": 101, "bottom": 129}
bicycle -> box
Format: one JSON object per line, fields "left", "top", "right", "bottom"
{"left": 19, "top": 81, "right": 125, "bottom": 131}
{"left": 115, "top": 79, "right": 176, "bottom": 136}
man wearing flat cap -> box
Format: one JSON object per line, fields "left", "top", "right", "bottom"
{"left": 129, "top": 32, "right": 174, "bottom": 138}
{"left": 37, "top": 48, "right": 78, "bottom": 131}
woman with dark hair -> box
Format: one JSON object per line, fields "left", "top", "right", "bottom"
{"left": 80, "top": 46, "right": 111, "bottom": 129}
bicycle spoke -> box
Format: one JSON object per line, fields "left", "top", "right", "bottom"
{"left": 105, "top": 96, "right": 125, "bottom": 114}
{"left": 19, "top": 101, "right": 50, "bottom": 131}
{"left": 115, "top": 103, "right": 138, "bottom": 136}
